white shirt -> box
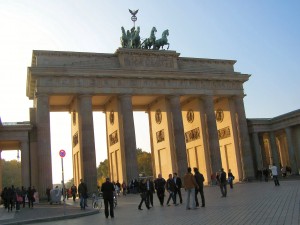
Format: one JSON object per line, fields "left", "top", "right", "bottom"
{"left": 269, "top": 165, "right": 278, "bottom": 176}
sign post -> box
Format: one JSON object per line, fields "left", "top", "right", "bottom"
{"left": 59, "top": 149, "right": 66, "bottom": 215}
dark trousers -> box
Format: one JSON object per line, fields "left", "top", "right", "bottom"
{"left": 174, "top": 188, "right": 183, "bottom": 204}
{"left": 72, "top": 194, "right": 76, "bottom": 201}
{"left": 195, "top": 187, "right": 205, "bottom": 206}
{"left": 22, "top": 196, "right": 26, "bottom": 208}
{"left": 104, "top": 198, "right": 114, "bottom": 218}
{"left": 166, "top": 191, "right": 176, "bottom": 205}
{"left": 220, "top": 183, "right": 227, "bottom": 197}
{"left": 146, "top": 190, "right": 153, "bottom": 206}
{"left": 273, "top": 175, "right": 280, "bottom": 186}
{"left": 8, "top": 199, "right": 14, "bottom": 211}
{"left": 156, "top": 190, "right": 165, "bottom": 206}
{"left": 138, "top": 193, "right": 150, "bottom": 209}
{"left": 28, "top": 198, "right": 34, "bottom": 208}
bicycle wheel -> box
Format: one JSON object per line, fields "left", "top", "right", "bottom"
{"left": 93, "top": 199, "right": 102, "bottom": 211}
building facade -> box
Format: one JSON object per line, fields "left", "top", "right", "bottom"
{"left": 0, "top": 48, "right": 299, "bottom": 197}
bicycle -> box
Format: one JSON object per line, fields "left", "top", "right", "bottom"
{"left": 92, "top": 192, "right": 103, "bottom": 211}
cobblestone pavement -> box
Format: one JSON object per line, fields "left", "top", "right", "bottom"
{"left": 1, "top": 179, "right": 299, "bottom": 225}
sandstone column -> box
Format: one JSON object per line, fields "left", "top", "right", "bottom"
{"left": 295, "top": 126, "right": 300, "bottom": 173}
{"left": 202, "top": 95, "right": 222, "bottom": 176}
{"left": 233, "top": 95, "right": 255, "bottom": 179}
{"left": 252, "top": 132, "right": 263, "bottom": 170}
{"left": 168, "top": 95, "right": 188, "bottom": 178}
{"left": 36, "top": 93, "right": 52, "bottom": 196}
{"left": 285, "top": 127, "right": 297, "bottom": 174}
{"left": 0, "top": 150, "right": 2, "bottom": 191}
{"left": 21, "top": 140, "right": 30, "bottom": 188}
{"left": 147, "top": 111, "right": 156, "bottom": 177}
{"left": 78, "top": 95, "right": 97, "bottom": 194}
{"left": 269, "top": 132, "right": 280, "bottom": 167}
{"left": 119, "top": 95, "right": 138, "bottom": 182}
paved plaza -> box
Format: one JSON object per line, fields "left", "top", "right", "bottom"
{"left": 1, "top": 179, "right": 299, "bottom": 225}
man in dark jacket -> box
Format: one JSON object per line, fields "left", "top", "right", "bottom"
{"left": 173, "top": 172, "right": 183, "bottom": 204}
{"left": 194, "top": 167, "right": 205, "bottom": 207}
{"left": 101, "top": 177, "right": 115, "bottom": 218}
{"left": 166, "top": 174, "right": 178, "bottom": 206}
{"left": 154, "top": 174, "right": 166, "bottom": 206}
{"left": 219, "top": 168, "right": 227, "bottom": 197}
{"left": 71, "top": 184, "right": 77, "bottom": 202}
{"left": 78, "top": 179, "right": 88, "bottom": 210}
{"left": 145, "top": 178, "right": 155, "bottom": 207}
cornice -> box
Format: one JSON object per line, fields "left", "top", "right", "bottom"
{"left": 28, "top": 67, "right": 249, "bottom": 81}
{"left": 247, "top": 109, "right": 300, "bottom": 133}
{"left": 178, "top": 57, "right": 236, "bottom": 66}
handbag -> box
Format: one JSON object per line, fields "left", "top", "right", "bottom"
{"left": 16, "top": 194, "right": 23, "bottom": 202}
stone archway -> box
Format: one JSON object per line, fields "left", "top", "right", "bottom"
{"left": 0, "top": 122, "right": 32, "bottom": 191}
{"left": 26, "top": 48, "right": 255, "bottom": 197}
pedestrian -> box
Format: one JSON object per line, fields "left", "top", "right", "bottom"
{"left": 71, "top": 184, "right": 77, "bottom": 202}
{"left": 116, "top": 180, "right": 121, "bottom": 196}
{"left": 46, "top": 187, "right": 51, "bottom": 202}
{"left": 211, "top": 173, "right": 217, "bottom": 186}
{"left": 166, "top": 174, "right": 178, "bottom": 206}
{"left": 138, "top": 178, "right": 150, "bottom": 210}
{"left": 145, "top": 177, "right": 155, "bottom": 207}
{"left": 154, "top": 173, "right": 166, "bottom": 206}
{"left": 122, "top": 181, "right": 127, "bottom": 196}
{"left": 219, "top": 168, "right": 227, "bottom": 197}
{"left": 7, "top": 186, "right": 15, "bottom": 212}
{"left": 281, "top": 166, "right": 287, "bottom": 177}
{"left": 1, "top": 187, "right": 8, "bottom": 209}
{"left": 228, "top": 169, "right": 235, "bottom": 189}
{"left": 257, "top": 169, "right": 263, "bottom": 181}
{"left": 173, "top": 172, "right": 183, "bottom": 204}
{"left": 183, "top": 167, "right": 198, "bottom": 210}
{"left": 78, "top": 179, "right": 88, "bottom": 210}
{"left": 15, "top": 187, "right": 22, "bottom": 212}
{"left": 269, "top": 164, "right": 280, "bottom": 186}
{"left": 193, "top": 167, "right": 205, "bottom": 207}
{"left": 27, "top": 186, "right": 35, "bottom": 208}
{"left": 263, "top": 168, "right": 269, "bottom": 182}
{"left": 101, "top": 177, "right": 115, "bottom": 218}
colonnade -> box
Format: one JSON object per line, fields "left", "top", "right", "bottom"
{"left": 22, "top": 92, "right": 255, "bottom": 196}
{"left": 248, "top": 112, "right": 300, "bottom": 176}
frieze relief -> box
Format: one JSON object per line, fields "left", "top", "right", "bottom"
{"left": 109, "top": 130, "right": 119, "bottom": 146}
{"left": 218, "top": 126, "right": 231, "bottom": 140}
{"left": 123, "top": 55, "right": 174, "bottom": 69}
{"left": 39, "top": 77, "right": 243, "bottom": 91}
{"left": 156, "top": 129, "right": 165, "bottom": 143}
{"left": 185, "top": 127, "right": 200, "bottom": 143}
{"left": 72, "top": 132, "right": 79, "bottom": 147}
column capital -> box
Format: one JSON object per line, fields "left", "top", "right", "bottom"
{"left": 166, "top": 94, "right": 180, "bottom": 100}
{"left": 78, "top": 94, "right": 92, "bottom": 99}
{"left": 231, "top": 94, "right": 246, "bottom": 101}
{"left": 35, "top": 92, "right": 48, "bottom": 98}
{"left": 118, "top": 94, "right": 132, "bottom": 100}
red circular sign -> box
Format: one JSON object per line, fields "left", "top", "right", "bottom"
{"left": 59, "top": 149, "right": 66, "bottom": 158}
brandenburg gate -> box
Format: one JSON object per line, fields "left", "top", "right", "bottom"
{"left": 26, "top": 47, "right": 255, "bottom": 195}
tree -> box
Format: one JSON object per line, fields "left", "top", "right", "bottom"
{"left": 1, "top": 159, "right": 21, "bottom": 188}
{"left": 96, "top": 159, "right": 109, "bottom": 186}
{"left": 65, "top": 178, "right": 74, "bottom": 188}
{"left": 136, "top": 148, "right": 153, "bottom": 176}
{"left": 96, "top": 149, "right": 153, "bottom": 185}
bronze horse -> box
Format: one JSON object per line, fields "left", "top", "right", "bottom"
{"left": 141, "top": 27, "right": 157, "bottom": 49}
{"left": 120, "top": 26, "right": 128, "bottom": 48}
{"left": 153, "top": 29, "right": 169, "bottom": 50}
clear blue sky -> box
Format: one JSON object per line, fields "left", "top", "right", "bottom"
{"left": 0, "top": 0, "right": 299, "bottom": 183}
